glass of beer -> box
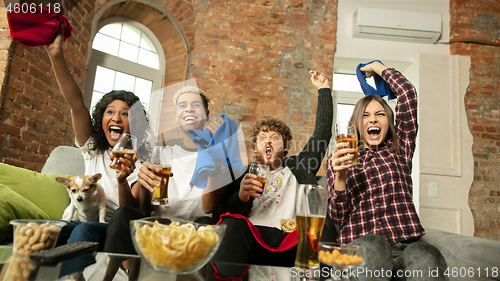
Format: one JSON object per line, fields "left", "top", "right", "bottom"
{"left": 335, "top": 121, "right": 359, "bottom": 166}
{"left": 248, "top": 163, "right": 270, "bottom": 195}
{"left": 295, "top": 184, "right": 328, "bottom": 273}
{"left": 150, "top": 146, "right": 173, "bottom": 205}
{"left": 110, "top": 133, "right": 137, "bottom": 170}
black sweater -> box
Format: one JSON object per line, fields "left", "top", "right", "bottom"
{"left": 214, "top": 88, "right": 333, "bottom": 220}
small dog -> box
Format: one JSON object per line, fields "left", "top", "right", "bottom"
{"left": 56, "top": 173, "right": 107, "bottom": 223}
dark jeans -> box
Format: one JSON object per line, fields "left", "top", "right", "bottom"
{"left": 56, "top": 221, "right": 108, "bottom": 278}
{"left": 57, "top": 220, "right": 107, "bottom": 249}
{"left": 103, "top": 206, "right": 215, "bottom": 261}
{"left": 347, "top": 234, "right": 448, "bottom": 281}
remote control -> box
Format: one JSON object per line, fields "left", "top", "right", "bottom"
{"left": 30, "top": 241, "right": 99, "bottom": 264}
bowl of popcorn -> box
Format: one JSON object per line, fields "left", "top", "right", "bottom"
{"left": 318, "top": 242, "right": 366, "bottom": 272}
{"left": 130, "top": 217, "right": 226, "bottom": 274}
{"left": 10, "top": 219, "right": 66, "bottom": 257}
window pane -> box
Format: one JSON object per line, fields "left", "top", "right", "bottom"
{"left": 118, "top": 42, "right": 139, "bottom": 63}
{"left": 90, "top": 22, "right": 163, "bottom": 125}
{"left": 93, "top": 66, "right": 116, "bottom": 93}
{"left": 333, "top": 74, "right": 375, "bottom": 92}
{"left": 121, "top": 24, "right": 141, "bottom": 46}
{"left": 138, "top": 49, "right": 160, "bottom": 70}
{"left": 114, "top": 72, "right": 136, "bottom": 92}
{"left": 134, "top": 78, "right": 153, "bottom": 105}
{"left": 140, "top": 34, "right": 157, "bottom": 52}
{"left": 337, "top": 103, "right": 355, "bottom": 124}
{"left": 99, "top": 23, "right": 122, "bottom": 39}
{"left": 90, "top": 91, "right": 105, "bottom": 113}
{"left": 92, "top": 33, "right": 119, "bottom": 56}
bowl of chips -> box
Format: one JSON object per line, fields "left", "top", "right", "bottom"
{"left": 130, "top": 217, "right": 226, "bottom": 274}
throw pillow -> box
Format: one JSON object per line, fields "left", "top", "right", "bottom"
{"left": 0, "top": 183, "right": 50, "bottom": 242}
{"left": 0, "top": 163, "right": 70, "bottom": 220}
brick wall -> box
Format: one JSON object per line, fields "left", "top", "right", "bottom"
{"left": 0, "top": 0, "right": 337, "bottom": 173}
{"left": 189, "top": 0, "right": 337, "bottom": 164}
{"left": 0, "top": 3, "right": 14, "bottom": 166}
{"left": 449, "top": 0, "right": 500, "bottom": 241}
{"left": 0, "top": 0, "right": 93, "bottom": 171}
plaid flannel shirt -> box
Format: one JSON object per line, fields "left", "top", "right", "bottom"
{"left": 326, "top": 68, "right": 425, "bottom": 245}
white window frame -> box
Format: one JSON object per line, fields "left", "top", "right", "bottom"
{"left": 85, "top": 17, "right": 165, "bottom": 136}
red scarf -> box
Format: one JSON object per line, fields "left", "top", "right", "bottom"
{"left": 7, "top": 9, "right": 72, "bottom": 47}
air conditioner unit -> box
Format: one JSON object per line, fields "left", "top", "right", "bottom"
{"left": 352, "top": 7, "right": 442, "bottom": 44}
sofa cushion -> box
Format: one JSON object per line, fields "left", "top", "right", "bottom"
{"left": 0, "top": 163, "right": 70, "bottom": 220}
{"left": 421, "top": 228, "right": 500, "bottom": 281}
{"left": 0, "top": 183, "right": 50, "bottom": 242}
{"left": 41, "top": 146, "right": 84, "bottom": 175}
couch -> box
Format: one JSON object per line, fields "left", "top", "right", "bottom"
{"left": 0, "top": 146, "right": 84, "bottom": 243}
{"left": 315, "top": 176, "right": 500, "bottom": 281}
{"left": 1, "top": 147, "right": 499, "bottom": 280}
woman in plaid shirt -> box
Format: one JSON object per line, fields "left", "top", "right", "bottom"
{"left": 326, "top": 61, "right": 447, "bottom": 280}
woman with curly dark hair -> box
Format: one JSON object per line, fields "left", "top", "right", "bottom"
{"left": 45, "top": 25, "right": 148, "bottom": 251}
{"left": 89, "top": 90, "right": 151, "bottom": 162}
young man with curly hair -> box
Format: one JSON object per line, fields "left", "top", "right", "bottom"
{"left": 210, "top": 73, "right": 334, "bottom": 276}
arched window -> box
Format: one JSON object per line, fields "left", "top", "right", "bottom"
{"left": 85, "top": 17, "right": 165, "bottom": 135}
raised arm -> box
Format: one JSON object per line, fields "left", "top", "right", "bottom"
{"left": 284, "top": 73, "right": 333, "bottom": 177}
{"left": 45, "top": 25, "right": 91, "bottom": 146}
{"left": 381, "top": 67, "right": 418, "bottom": 161}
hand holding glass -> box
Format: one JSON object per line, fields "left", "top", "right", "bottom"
{"left": 150, "top": 146, "right": 173, "bottom": 205}
{"left": 110, "top": 133, "right": 137, "bottom": 171}
{"left": 335, "top": 121, "right": 359, "bottom": 166}
{"left": 248, "top": 163, "right": 270, "bottom": 195}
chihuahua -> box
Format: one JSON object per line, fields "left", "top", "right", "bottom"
{"left": 56, "top": 173, "right": 107, "bottom": 223}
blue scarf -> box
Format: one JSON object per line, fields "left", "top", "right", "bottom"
{"left": 356, "top": 60, "right": 396, "bottom": 100}
{"left": 187, "top": 114, "right": 245, "bottom": 189}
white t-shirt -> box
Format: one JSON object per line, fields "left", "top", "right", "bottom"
{"left": 78, "top": 138, "right": 141, "bottom": 221}
{"left": 248, "top": 166, "right": 297, "bottom": 229}
{"left": 152, "top": 145, "right": 207, "bottom": 221}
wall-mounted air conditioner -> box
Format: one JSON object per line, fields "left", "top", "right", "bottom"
{"left": 352, "top": 7, "right": 442, "bottom": 44}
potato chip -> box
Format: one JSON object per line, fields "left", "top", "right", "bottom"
{"left": 281, "top": 218, "right": 296, "bottom": 233}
